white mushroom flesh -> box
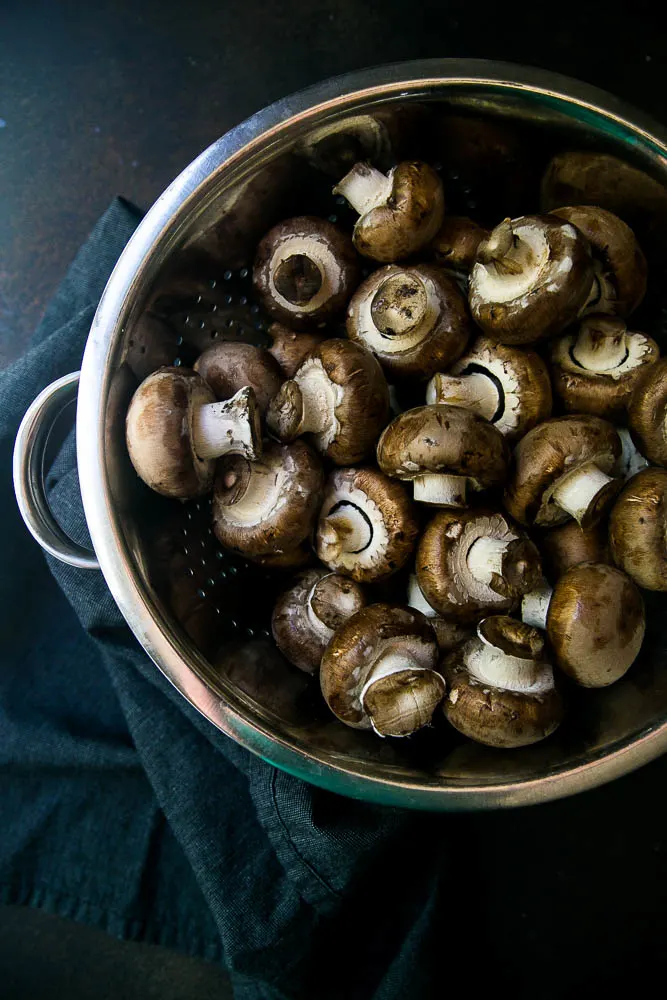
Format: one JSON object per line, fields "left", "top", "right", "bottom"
{"left": 218, "top": 457, "right": 290, "bottom": 529}
{"left": 318, "top": 484, "right": 389, "bottom": 574}
{"left": 449, "top": 515, "right": 518, "bottom": 605}
{"left": 471, "top": 222, "right": 551, "bottom": 304}
{"left": 451, "top": 343, "right": 526, "bottom": 436}
{"left": 413, "top": 473, "right": 468, "bottom": 507}
{"left": 358, "top": 271, "right": 441, "bottom": 354}
{"left": 617, "top": 428, "right": 649, "bottom": 480}
{"left": 426, "top": 371, "right": 499, "bottom": 424}
{"left": 550, "top": 461, "right": 615, "bottom": 524}
{"left": 334, "top": 162, "right": 393, "bottom": 216}
{"left": 521, "top": 579, "right": 554, "bottom": 630}
{"left": 407, "top": 574, "right": 438, "bottom": 617}
{"left": 269, "top": 234, "right": 345, "bottom": 315}
{"left": 554, "top": 329, "right": 653, "bottom": 380}
{"left": 463, "top": 633, "right": 555, "bottom": 696}
{"left": 191, "top": 387, "right": 259, "bottom": 461}
{"left": 358, "top": 637, "right": 438, "bottom": 711}
{"left": 293, "top": 357, "right": 344, "bottom": 450}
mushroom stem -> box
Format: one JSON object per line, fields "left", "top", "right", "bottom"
{"left": 617, "top": 428, "right": 649, "bottom": 481}
{"left": 466, "top": 536, "right": 513, "bottom": 585}
{"left": 426, "top": 371, "right": 499, "bottom": 422}
{"left": 318, "top": 505, "right": 372, "bottom": 554}
{"left": 413, "top": 473, "right": 468, "bottom": 507}
{"left": 466, "top": 619, "right": 554, "bottom": 695}
{"left": 407, "top": 574, "right": 437, "bottom": 617}
{"left": 267, "top": 358, "right": 341, "bottom": 442}
{"left": 333, "top": 162, "right": 393, "bottom": 216}
{"left": 360, "top": 648, "right": 445, "bottom": 737}
{"left": 521, "top": 580, "right": 553, "bottom": 630}
{"left": 571, "top": 317, "right": 628, "bottom": 371}
{"left": 191, "top": 386, "right": 261, "bottom": 461}
{"left": 370, "top": 272, "right": 428, "bottom": 336}
{"left": 551, "top": 462, "right": 617, "bottom": 525}
{"left": 477, "top": 219, "right": 533, "bottom": 276}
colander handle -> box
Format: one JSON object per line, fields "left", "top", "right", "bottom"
{"left": 13, "top": 372, "right": 100, "bottom": 570}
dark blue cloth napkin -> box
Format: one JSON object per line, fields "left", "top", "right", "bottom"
{"left": 0, "top": 199, "right": 450, "bottom": 1000}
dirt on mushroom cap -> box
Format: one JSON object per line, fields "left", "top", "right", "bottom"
{"left": 377, "top": 404, "right": 508, "bottom": 487}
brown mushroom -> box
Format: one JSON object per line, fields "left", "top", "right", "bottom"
{"left": 267, "top": 338, "right": 390, "bottom": 465}
{"left": 442, "top": 616, "right": 562, "bottom": 748}
{"left": 126, "top": 368, "right": 262, "bottom": 499}
{"left": 194, "top": 342, "right": 283, "bottom": 414}
{"left": 416, "top": 508, "right": 542, "bottom": 624}
{"left": 539, "top": 520, "right": 610, "bottom": 578}
{"left": 376, "top": 404, "right": 508, "bottom": 508}
{"left": 212, "top": 440, "right": 323, "bottom": 557}
{"left": 315, "top": 467, "right": 418, "bottom": 583}
{"left": 426, "top": 336, "right": 552, "bottom": 442}
{"left": 430, "top": 216, "right": 489, "bottom": 273}
{"left": 320, "top": 603, "right": 444, "bottom": 736}
{"left": 469, "top": 215, "right": 593, "bottom": 344}
{"left": 609, "top": 467, "right": 667, "bottom": 590}
{"left": 345, "top": 263, "right": 470, "bottom": 381}
{"left": 271, "top": 569, "right": 366, "bottom": 673}
{"left": 406, "top": 575, "right": 473, "bottom": 652}
{"left": 550, "top": 315, "right": 659, "bottom": 421}
{"left": 551, "top": 205, "right": 647, "bottom": 317}
{"left": 521, "top": 563, "right": 645, "bottom": 688}
{"left": 265, "top": 322, "right": 326, "bottom": 379}
{"left": 333, "top": 161, "right": 445, "bottom": 262}
{"left": 504, "top": 415, "right": 622, "bottom": 528}
{"left": 253, "top": 216, "right": 359, "bottom": 328}
{"left": 628, "top": 357, "right": 667, "bottom": 467}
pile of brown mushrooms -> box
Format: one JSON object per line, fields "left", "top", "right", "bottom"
{"left": 125, "top": 150, "right": 667, "bottom": 750}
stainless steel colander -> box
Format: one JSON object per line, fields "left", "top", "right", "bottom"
{"left": 14, "top": 59, "right": 667, "bottom": 809}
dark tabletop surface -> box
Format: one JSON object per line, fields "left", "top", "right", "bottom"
{"left": 2, "top": 0, "right": 667, "bottom": 995}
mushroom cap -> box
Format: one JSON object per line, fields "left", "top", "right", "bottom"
{"left": 551, "top": 205, "right": 647, "bottom": 317}
{"left": 628, "top": 357, "right": 667, "bottom": 467}
{"left": 249, "top": 536, "right": 315, "bottom": 572}
{"left": 271, "top": 568, "right": 366, "bottom": 674}
{"left": 540, "top": 519, "right": 610, "bottom": 579}
{"left": 212, "top": 439, "right": 323, "bottom": 556}
{"left": 547, "top": 562, "right": 645, "bottom": 687}
{"left": 609, "top": 467, "right": 667, "bottom": 590}
{"left": 416, "top": 508, "right": 542, "bottom": 624}
{"left": 253, "top": 216, "right": 359, "bottom": 328}
{"left": 194, "top": 341, "right": 283, "bottom": 414}
{"left": 316, "top": 466, "right": 419, "bottom": 583}
{"left": 377, "top": 404, "right": 509, "bottom": 489}
{"left": 550, "top": 316, "right": 660, "bottom": 422}
{"left": 469, "top": 215, "right": 593, "bottom": 344}
{"left": 346, "top": 263, "right": 471, "bottom": 381}
{"left": 449, "top": 336, "right": 553, "bottom": 441}
{"left": 352, "top": 161, "right": 445, "bottom": 262}
{"left": 320, "top": 603, "right": 440, "bottom": 730}
{"left": 126, "top": 366, "right": 216, "bottom": 499}
{"left": 270, "top": 338, "right": 390, "bottom": 465}
{"left": 442, "top": 617, "right": 563, "bottom": 748}
{"left": 265, "top": 322, "right": 325, "bottom": 379}
{"left": 430, "top": 215, "right": 489, "bottom": 271}
{"left": 504, "top": 415, "right": 622, "bottom": 527}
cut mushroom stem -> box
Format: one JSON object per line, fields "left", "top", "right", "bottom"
{"left": 370, "top": 271, "right": 428, "bottom": 335}
{"left": 550, "top": 461, "right": 617, "bottom": 526}
{"left": 466, "top": 617, "right": 554, "bottom": 695}
{"left": 521, "top": 579, "right": 554, "bottom": 630}
{"left": 333, "top": 162, "right": 393, "bottom": 216}
{"left": 467, "top": 536, "right": 514, "bottom": 586}
{"left": 360, "top": 645, "right": 444, "bottom": 738}
{"left": 318, "top": 504, "right": 372, "bottom": 555}
{"left": 477, "top": 219, "right": 532, "bottom": 276}
{"left": 267, "top": 357, "right": 342, "bottom": 442}
{"left": 571, "top": 316, "right": 628, "bottom": 371}
{"left": 413, "top": 473, "right": 468, "bottom": 507}
{"left": 426, "top": 371, "right": 499, "bottom": 421}
{"left": 191, "top": 386, "right": 262, "bottom": 461}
